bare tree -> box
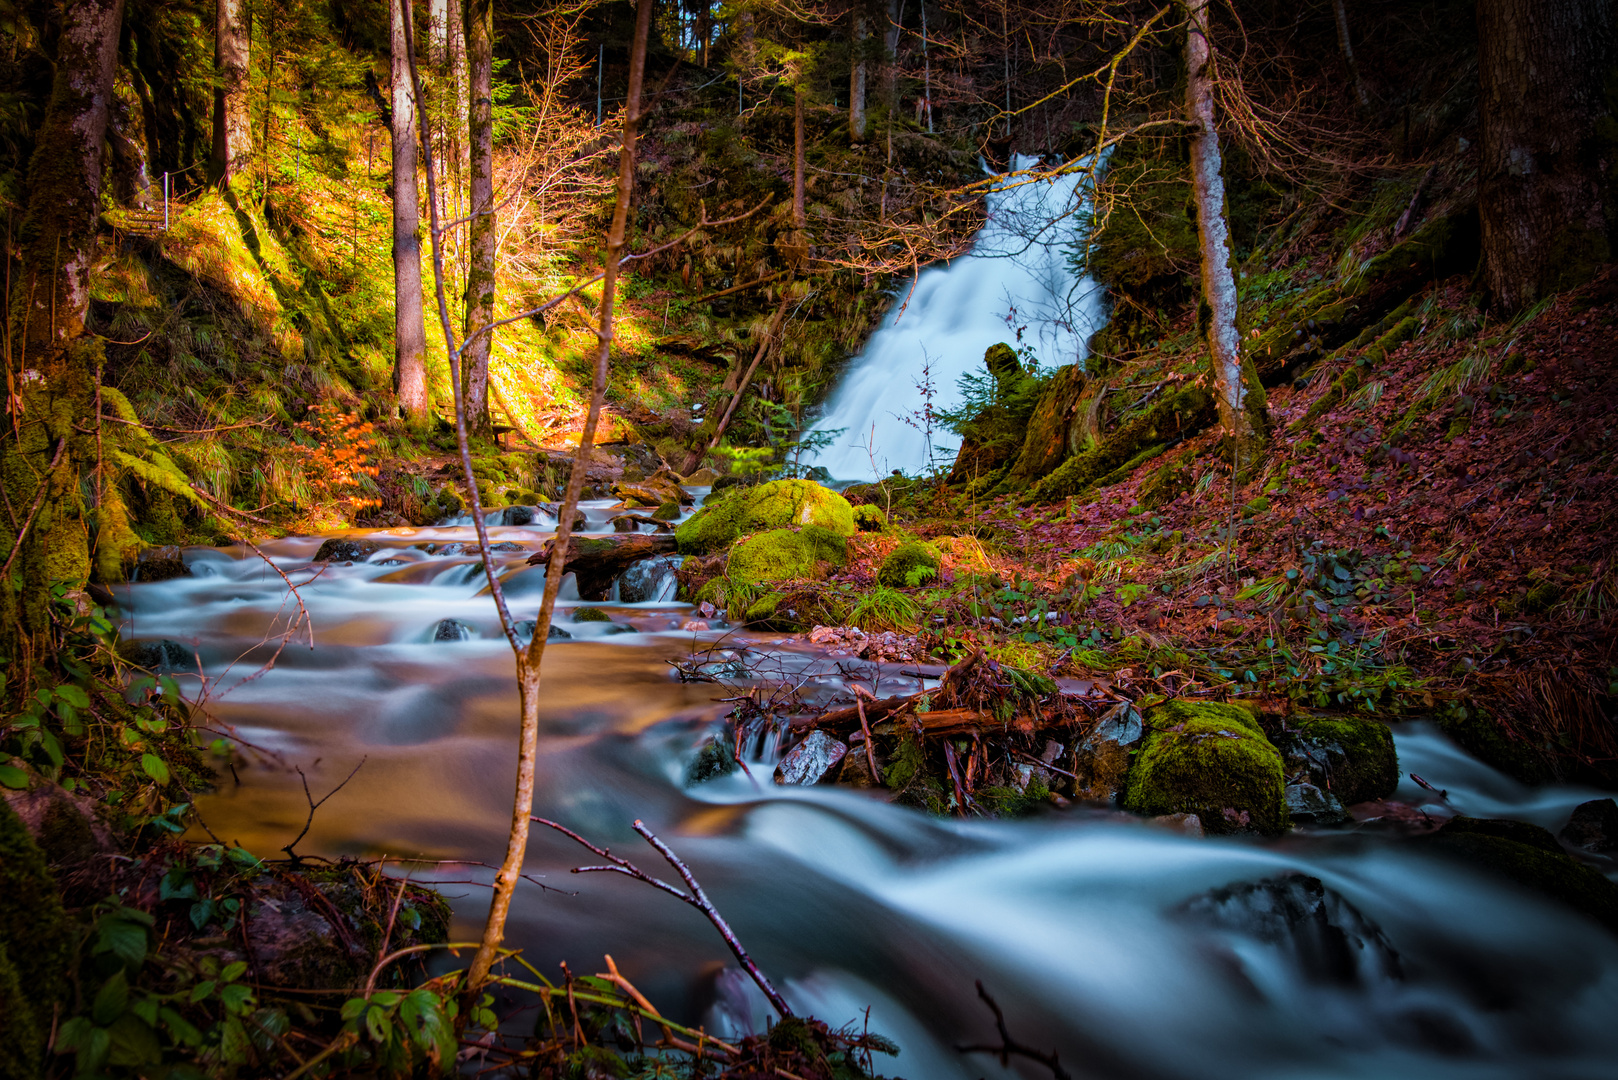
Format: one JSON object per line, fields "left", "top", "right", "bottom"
{"left": 210, "top": 0, "right": 250, "bottom": 185}
{"left": 1185, "top": 0, "right": 1258, "bottom": 458}
{"left": 392, "top": 0, "right": 429, "bottom": 420}
{"left": 462, "top": 0, "right": 495, "bottom": 435}
{"left": 849, "top": 5, "right": 868, "bottom": 140}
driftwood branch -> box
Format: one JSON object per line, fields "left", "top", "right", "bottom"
{"left": 534, "top": 816, "right": 794, "bottom": 1019}
{"left": 957, "top": 980, "right": 1072, "bottom": 1080}
{"left": 281, "top": 757, "right": 366, "bottom": 864}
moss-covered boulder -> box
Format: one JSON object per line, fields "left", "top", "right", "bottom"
{"left": 1286, "top": 718, "right": 1399, "bottom": 805}
{"left": 877, "top": 540, "right": 942, "bottom": 588}
{"left": 727, "top": 526, "right": 848, "bottom": 585}
{"left": 1421, "top": 817, "right": 1618, "bottom": 935}
{"left": 0, "top": 796, "right": 72, "bottom": 1077}
{"left": 675, "top": 479, "right": 855, "bottom": 555}
{"left": 571, "top": 606, "right": 612, "bottom": 622}
{"left": 1122, "top": 700, "right": 1288, "bottom": 835}
{"left": 852, "top": 504, "right": 887, "bottom": 531}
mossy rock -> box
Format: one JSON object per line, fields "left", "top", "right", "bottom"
{"left": 1421, "top": 818, "right": 1618, "bottom": 935}
{"left": 1436, "top": 702, "right": 1554, "bottom": 786}
{"left": 1123, "top": 700, "right": 1287, "bottom": 835}
{"left": 0, "top": 797, "right": 72, "bottom": 1076}
{"left": 1138, "top": 451, "right": 1194, "bottom": 510}
{"left": 571, "top": 607, "right": 612, "bottom": 622}
{"left": 652, "top": 500, "right": 681, "bottom": 521}
{"left": 313, "top": 538, "right": 380, "bottom": 562}
{"left": 852, "top": 504, "right": 887, "bottom": 531}
{"left": 687, "top": 736, "right": 739, "bottom": 785}
{"left": 1290, "top": 717, "right": 1398, "bottom": 805}
{"left": 877, "top": 540, "right": 942, "bottom": 588}
{"left": 675, "top": 479, "right": 855, "bottom": 555}
{"left": 727, "top": 526, "right": 848, "bottom": 586}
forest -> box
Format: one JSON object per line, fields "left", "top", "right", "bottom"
{"left": 3, "top": 0, "right": 1618, "bottom": 1076}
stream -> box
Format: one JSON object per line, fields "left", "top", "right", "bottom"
{"left": 117, "top": 510, "right": 1618, "bottom": 1080}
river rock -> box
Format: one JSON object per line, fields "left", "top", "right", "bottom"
{"left": 1176, "top": 874, "right": 1403, "bottom": 987}
{"left": 1070, "top": 705, "right": 1144, "bottom": 803}
{"left": 313, "top": 538, "right": 380, "bottom": 562}
{"left": 488, "top": 541, "right": 527, "bottom": 553}
{"left": 1121, "top": 700, "right": 1288, "bottom": 835}
{"left": 432, "top": 619, "right": 472, "bottom": 642}
{"left": 135, "top": 545, "right": 190, "bottom": 582}
{"left": 1282, "top": 718, "right": 1398, "bottom": 806}
{"left": 1420, "top": 816, "right": 1618, "bottom": 934}
{"left": 682, "top": 467, "right": 719, "bottom": 486}
{"left": 774, "top": 731, "right": 847, "bottom": 785}
{"left": 119, "top": 639, "right": 192, "bottom": 671}
{"left": 1559, "top": 798, "right": 1618, "bottom": 855}
{"left": 1286, "top": 782, "right": 1349, "bottom": 826}
{"left": 618, "top": 555, "right": 683, "bottom": 603}
{"left": 514, "top": 621, "right": 570, "bottom": 641}
{"left": 500, "top": 506, "right": 536, "bottom": 526}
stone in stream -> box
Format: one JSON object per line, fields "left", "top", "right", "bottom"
{"left": 618, "top": 555, "right": 683, "bottom": 603}
{"left": 514, "top": 621, "right": 570, "bottom": 641}
{"left": 1285, "top": 782, "right": 1349, "bottom": 826}
{"left": 1176, "top": 874, "right": 1403, "bottom": 988}
{"left": 1069, "top": 705, "right": 1144, "bottom": 803}
{"left": 1559, "top": 798, "right": 1618, "bottom": 855}
{"left": 1121, "top": 700, "right": 1287, "bottom": 835}
{"left": 432, "top": 619, "right": 472, "bottom": 642}
{"left": 313, "top": 538, "right": 380, "bottom": 562}
{"left": 774, "top": 730, "right": 848, "bottom": 786}
{"left": 118, "top": 639, "right": 193, "bottom": 671}
{"left": 135, "top": 545, "right": 191, "bottom": 582}
{"left": 500, "top": 505, "right": 536, "bottom": 526}
{"left": 1282, "top": 717, "right": 1398, "bottom": 806}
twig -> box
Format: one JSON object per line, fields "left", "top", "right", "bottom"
{"left": 280, "top": 1029, "right": 358, "bottom": 1080}
{"left": 281, "top": 758, "right": 367, "bottom": 863}
{"left": 957, "top": 980, "right": 1072, "bottom": 1080}
{"left": 534, "top": 817, "right": 793, "bottom": 1018}
{"left": 689, "top": 268, "right": 789, "bottom": 305}
{"left": 855, "top": 695, "right": 879, "bottom": 781}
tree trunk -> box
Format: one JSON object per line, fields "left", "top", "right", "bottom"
{"left": 1332, "top": 0, "right": 1369, "bottom": 111}
{"left": 462, "top": 0, "right": 495, "bottom": 435}
{"left": 1185, "top": 0, "right": 1260, "bottom": 458}
{"left": 4, "top": 0, "right": 124, "bottom": 659}
{"left": 1477, "top": 0, "right": 1614, "bottom": 313}
{"left": 391, "top": 0, "right": 428, "bottom": 419}
{"left": 883, "top": 0, "right": 904, "bottom": 115}
{"left": 429, "top": 0, "right": 448, "bottom": 67}
{"left": 210, "top": 0, "right": 250, "bottom": 185}
{"left": 849, "top": 10, "right": 867, "bottom": 142}
{"left": 793, "top": 85, "right": 807, "bottom": 229}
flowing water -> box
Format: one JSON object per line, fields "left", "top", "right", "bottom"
{"left": 120, "top": 514, "right": 1618, "bottom": 1080}
{"left": 806, "top": 155, "right": 1108, "bottom": 480}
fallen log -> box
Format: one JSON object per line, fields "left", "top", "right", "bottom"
{"left": 527, "top": 533, "right": 677, "bottom": 600}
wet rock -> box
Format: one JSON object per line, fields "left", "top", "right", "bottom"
{"left": 1151, "top": 812, "right": 1205, "bottom": 837}
{"left": 313, "top": 538, "right": 380, "bottom": 562}
{"left": 693, "top": 653, "right": 748, "bottom": 680}
{"left": 1177, "top": 874, "right": 1403, "bottom": 987}
{"left": 613, "top": 514, "right": 639, "bottom": 532}
{"left": 514, "top": 621, "right": 570, "bottom": 641}
{"left": 681, "top": 467, "right": 719, "bottom": 486}
{"left": 774, "top": 731, "right": 848, "bottom": 785}
{"left": 1070, "top": 705, "right": 1144, "bottom": 803}
{"left": 1122, "top": 700, "right": 1288, "bottom": 835}
{"left": 1282, "top": 718, "right": 1398, "bottom": 805}
{"left": 572, "top": 607, "right": 612, "bottom": 622}
{"left": 618, "top": 555, "right": 683, "bottom": 603}
{"left": 488, "top": 541, "right": 527, "bottom": 553}
{"left": 652, "top": 500, "right": 681, "bottom": 521}
{"left": 1422, "top": 816, "right": 1618, "bottom": 933}
{"left": 687, "top": 736, "right": 739, "bottom": 785}
{"left": 432, "top": 619, "right": 472, "bottom": 642}
{"left": 500, "top": 505, "right": 536, "bottom": 526}
{"left": 1559, "top": 798, "right": 1618, "bottom": 855}
{"left": 136, "top": 545, "right": 190, "bottom": 581}
{"left": 1286, "top": 782, "right": 1349, "bottom": 826}
{"left": 118, "top": 639, "right": 193, "bottom": 671}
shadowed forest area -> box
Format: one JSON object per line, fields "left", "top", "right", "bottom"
{"left": 4, "top": 0, "right": 1618, "bottom": 1077}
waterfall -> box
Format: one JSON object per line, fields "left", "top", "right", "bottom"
{"left": 806, "top": 154, "right": 1107, "bottom": 481}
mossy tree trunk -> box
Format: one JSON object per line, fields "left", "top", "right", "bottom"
{"left": 209, "top": 0, "right": 250, "bottom": 186}
{"left": 1185, "top": 0, "right": 1263, "bottom": 463}
{"left": 391, "top": 0, "right": 429, "bottom": 420}
{"left": 1477, "top": 0, "right": 1614, "bottom": 313}
{"left": 3, "top": 0, "right": 123, "bottom": 664}
{"left": 461, "top": 0, "right": 494, "bottom": 436}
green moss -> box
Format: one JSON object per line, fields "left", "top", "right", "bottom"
{"left": 1423, "top": 823, "right": 1618, "bottom": 934}
{"left": 727, "top": 526, "right": 848, "bottom": 585}
{"left": 1293, "top": 718, "right": 1398, "bottom": 804}
{"left": 571, "top": 607, "right": 612, "bottom": 622}
{"left": 1003, "top": 365, "right": 1089, "bottom": 485}
{"left": 1031, "top": 385, "right": 1215, "bottom": 503}
{"left": 675, "top": 479, "right": 855, "bottom": 555}
{"left": 652, "top": 500, "right": 681, "bottom": 521}
{"left": 1244, "top": 495, "right": 1271, "bottom": 515}
{"left": 852, "top": 504, "right": 887, "bottom": 531}
{"left": 877, "top": 540, "right": 941, "bottom": 588}
{"left": 687, "top": 736, "right": 739, "bottom": 785}
{"left": 1437, "top": 702, "right": 1554, "bottom": 786}
{"left": 1138, "top": 450, "right": 1195, "bottom": 510}
{"left": 0, "top": 797, "right": 71, "bottom": 1074}
{"left": 1123, "top": 700, "right": 1286, "bottom": 834}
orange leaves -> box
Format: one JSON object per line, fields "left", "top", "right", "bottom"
{"left": 292, "top": 405, "right": 381, "bottom": 512}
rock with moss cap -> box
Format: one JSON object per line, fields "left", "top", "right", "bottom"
{"left": 675, "top": 479, "right": 855, "bottom": 555}
{"left": 1285, "top": 717, "right": 1398, "bottom": 806}
{"left": 727, "top": 526, "right": 848, "bottom": 586}
{"left": 571, "top": 606, "right": 613, "bottom": 622}
{"left": 877, "top": 540, "right": 942, "bottom": 588}
{"left": 852, "top": 504, "right": 887, "bottom": 531}
{"left": 1122, "top": 700, "right": 1287, "bottom": 835}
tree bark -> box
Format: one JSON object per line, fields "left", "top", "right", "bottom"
{"left": 793, "top": 85, "right": 807, "bottom": 229}
{"left": 1185, "top": 0, "right": 1260, "bottom": 457}
{"left": 210, "top": 0, "right": 250, "bottom": 185}
{"left": 849, "top": 9, "right": 868, "bottom": 142}
{"left": 429, "top": 0, "right": 448, "bottom": 67}
{"left": 391, "top": 0, "right": 428, "bottom": 419}
{"left": 4, "top": 0, "right": 123, "bottom": 658}
{"left": 462, "top": 0, "right": 495, "bottom": 435}
{"left": 883, "top": 0, "right": 904, "bottom": 115}
{"left": 1477, "top": 0, "right": 1614, "bottom": 313}
{"left": 1332, "top": 0, "right": 1370, "bottom": 110}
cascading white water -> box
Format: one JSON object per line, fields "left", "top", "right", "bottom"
{"left": 806, "top": 154, "right": 1107, "bottom": 480}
